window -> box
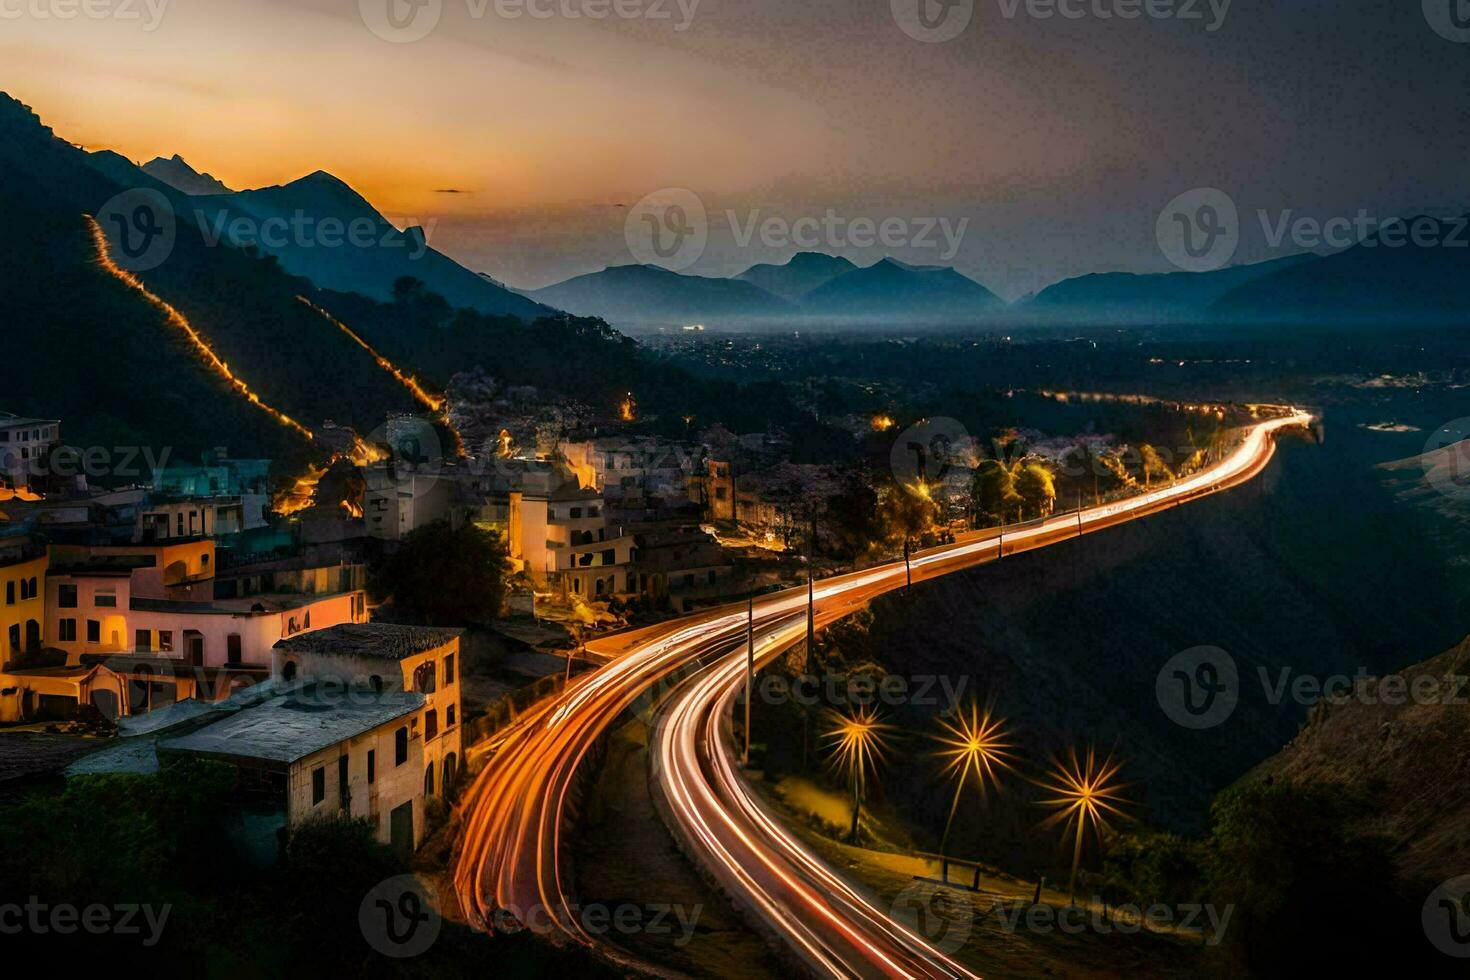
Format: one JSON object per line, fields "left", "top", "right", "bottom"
{"left": 227, "top": 634, "right": 241, "bottom": 662}
{"left": 59, "top": 619, "right": 77, "bottom": 642}
{"left": 311, "top": 767, "right": 325, "bottom": 805}
{"left": 87, "top": 620, "right": 100, "bottom": 643}
{"left": 367, "top": 749, "right": 376, "bottom": 785}
{"left": 338, "top": 757, "right": 349, "bottom": 808}
{"left": 446, "top": 704, "right": 456, "bottom": 728}
{"left": 424, "top": 762, "right": 435, "bottom": 798}
{"left": 425, "top": 709, "right": 438, "bottom": 741}
{"left": 95, "top": 591, "right": 117, "bottom": 608}
{"left": 394, "top": 726, "right": 408, "bottom": 765}
{"left": 5, "top": 581, "right": 13, "bottom": 605}
{"left": 413, "top": 662, "right": 436, "bottom": 694}
{"left": 135, "top": 629, "right": 151, "bottom": 652}
{"left": 444, "top": 654, "right": 455, "bottom": 685}
{"left": 159, "top": 631, "right": 174, "bottom": 653}
{"left": 570, "top": 507, "right": 582, "bottom": 518}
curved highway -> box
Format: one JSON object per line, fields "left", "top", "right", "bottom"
{"left": 453, "top": 410, "right": 1311, "bottom": 976}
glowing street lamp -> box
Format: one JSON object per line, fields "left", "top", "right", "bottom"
{"left": 823, "top": 706, "right": 892, "bottom": 842}
{"left": 932, "top": 705, "right": 1014, "bottom": 881}
{"left": 1035, "top": 746, "right": 1129, "bottom": 904}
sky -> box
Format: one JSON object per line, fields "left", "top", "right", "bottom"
{"left": 4, "top": 0, "right": 1469, "bottom": 298}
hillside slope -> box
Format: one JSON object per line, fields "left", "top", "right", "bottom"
{"left": 0, "top": 93, "right": 421, "bottom": 471}
{"left": 1252, "top": 636, "right": 1470, "bottom": 885}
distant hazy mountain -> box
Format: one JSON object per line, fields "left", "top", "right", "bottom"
{"left": 799, "top": 258, "right": 1002, "bottom": 321}
{"left": 525, "top": 264, "right": 797, "bottom": 324}
{"left": 1028, "top": 253, "right": 1317, "bottom": 320}
{"left": 1213, "top": 217, "right": 1470, "bottom": 319}
{"left": 736, "top": 252, "right": 857, "bottom": 302}
{"left": 190, "top": 172, "right": 551, "bottom": 320}
{"left": 142, "top": 153, "right": 233, "bottom": 195}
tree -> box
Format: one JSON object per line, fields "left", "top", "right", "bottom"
{"left": 373, "top": 520, "right": 508, "bottom": 626}
{"left": 821, "top": 476, "right": 882, "bottom": 559}
{"left": 874, "top": 481, "right": 940, "bottom": 548}
{"left": 970, "top": 459, "right": 1019, "bottom": 527}
{"left": 1205, "top": 779, "right": 1415, "bottom": 976}
{"left": 1014, "top": 461, "right": 1056, "bottom": 519}
{"left": 1137, "top": 444, "right": 1174, "bottom": 488}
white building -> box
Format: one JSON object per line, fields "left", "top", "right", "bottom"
{"left": 0, "top": 414, "right": 60, "bottom": 492}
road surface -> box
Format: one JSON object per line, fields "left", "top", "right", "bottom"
{"left": 452, "top": 410, "right": 1311, "bottom": 977}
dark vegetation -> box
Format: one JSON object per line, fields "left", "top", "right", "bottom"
{"left": 1103, "top": 779, "right": 1447, "bottom": 977}
{"left": 369, "top": 521, "right": 509, "bottom": 627}
{"left": 0, "top": 760, "right": 614, "bottom": 977}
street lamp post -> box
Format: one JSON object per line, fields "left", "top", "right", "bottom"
{"left": 824, "top": 708, "right": 890, "bottom": 845}
{"left": 934, "top": 706, "right": 1013, "bottom": 884}
{"left": 743, "top": 593, "right": 754, "bottom": 767}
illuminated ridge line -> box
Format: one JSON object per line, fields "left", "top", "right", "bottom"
{"left": 295, "top": 296, "right": 445, "bottom": 412}
{"left": 84, "top": 214, "right": 314, "bottom": 442}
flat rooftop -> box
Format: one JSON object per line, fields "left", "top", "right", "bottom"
{"left": 274, "top": 623, "right": 463, "bottom": 660}
{"left": 130, "top": 591, "right": 357, "bottom": 616}
{"left": 160, "top": 688, "right": 424, "bottom": 765}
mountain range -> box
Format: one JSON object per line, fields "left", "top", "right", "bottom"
{"left": 1026, "top": 252, "right": 1319, "bottom": 321}
{"left": 525, "top": 254, "right": 1005, "bottom": 328}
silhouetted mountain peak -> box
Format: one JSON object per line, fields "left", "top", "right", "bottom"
{"left": 0, "top": 92, "right": 53, "bottom": 141}
{"left": 141, "top": 153, "right": 233, "bottom": 195}
{"left": 736, "top": 252, "right": 858, "bottom": 302}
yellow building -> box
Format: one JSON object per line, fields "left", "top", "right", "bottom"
{"left": 1, "top": 546, "right": 47, "bottom": 665}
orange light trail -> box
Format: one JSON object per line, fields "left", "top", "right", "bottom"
{"left": 295, "top": 297, "right": 464, "bottom": 458}
{"left": 85, "top": 214, "right": 314, "bottom": 442}
{"left": 450, "top": 409, "right": 1312, "bottom": 976}
{"left": 295, "top": 297, "right": 444, "bottom": 413}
